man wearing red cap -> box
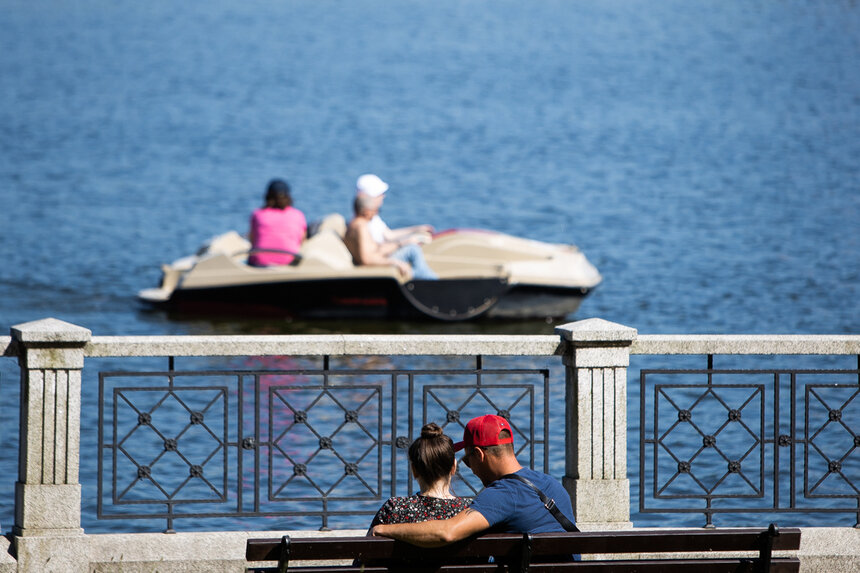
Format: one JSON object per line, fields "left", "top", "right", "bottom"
{"left": 372, "top": 414, "right": 576, "bottom": 548}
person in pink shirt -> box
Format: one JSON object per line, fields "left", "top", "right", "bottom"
{"left": 247, "top": 179, "right": 307, "bottom": 267}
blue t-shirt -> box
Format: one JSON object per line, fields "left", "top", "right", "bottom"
{"left": 469, "top": 468, "right": 576, "bottom": 533}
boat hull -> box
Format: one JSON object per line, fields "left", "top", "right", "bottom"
{"left": 138, "top": 226, "right": 601, "bottom": 322}
{"left": 484, "top": 284, "right": 590, "bottom": 319}
{"left": 150, "top": 276, "right": 528, "bottom": 321}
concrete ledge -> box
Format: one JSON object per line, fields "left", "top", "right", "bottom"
{"left": 0, "top": 526, "right": 855, "bottom": 572}
{"left": 578, "top": 527, "right": 859, "bottom": 572}
{"left": 2, "top": 327, "right": 856, "bottom": 361}
{"left": 796, "top": 527, "right": 860, "bottom": 573}
{"left": 80, "top": 334, "right": 860, "bottom": 359}
{"left": 87, "top": 529, "right": 366, "bottom": 572}
{"left": 633, "top": 334, "right": 860, "bottom": 355}
{"left": 84, "top": 335, "right": 563, "bottom": 358}
{"left": 0, "top": 536, "right": 16, "bottom": 573}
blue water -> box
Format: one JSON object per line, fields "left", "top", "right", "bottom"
{"left": 0, "top": 0, "right": 858, "bottom": 532}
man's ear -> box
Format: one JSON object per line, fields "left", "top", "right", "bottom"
{"left": 474, "top": 447, "right": 486, "bottom": 464}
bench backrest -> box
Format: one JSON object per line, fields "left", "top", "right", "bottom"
{"left": 246, "top": 525, "right": 801, "bottom": 572}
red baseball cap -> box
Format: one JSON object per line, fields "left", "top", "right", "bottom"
{"left": 453, "top": 414, "right": 514, "bottom": 452}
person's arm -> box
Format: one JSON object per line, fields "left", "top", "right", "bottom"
{"left": 383, "top": 225, "right": 434, "bottom": 244}
{"left": 371, "top": 507, "right": 490, "bottom": 548}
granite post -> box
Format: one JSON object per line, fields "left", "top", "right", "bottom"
{"left": 556, "top": 318, "right": 637, "bottom": 530}
{"left": 12, "top": 318, "right": 90, "bottom": 572}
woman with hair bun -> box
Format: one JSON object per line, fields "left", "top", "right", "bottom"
{"left": 370, "top": 423, "right": 467, "bottom": 526}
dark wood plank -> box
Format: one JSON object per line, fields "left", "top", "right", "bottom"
{"left": 254, "top": 557, "right": 800, "bottom": 573}
{"left": 246, "top": 526, "right": 802, "bottom": 573}
{"left": 247, "top": 528, "right": 801, "bottom": 562}
{"left": 528, "top": 529, "right": 802, "bottom": 555}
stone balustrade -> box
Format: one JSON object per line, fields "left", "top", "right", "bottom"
{"left": 0, "top": 317, "right": 858, "bottom": 572}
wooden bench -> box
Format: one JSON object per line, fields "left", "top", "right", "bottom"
{"left": 246, "top": 523, "right": 801, "bottom": 572}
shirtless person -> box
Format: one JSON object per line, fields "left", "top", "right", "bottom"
{"left": 344, "top": 193, "right": 438, "bottom": 280}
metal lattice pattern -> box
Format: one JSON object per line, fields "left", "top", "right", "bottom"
{"left": 98, "top": 357, "right": 551, "bottom": 531}
{"left": 640, "top": 365, "right": 860, "bottom": 526}
{"left": 113, "top": 386, "right": 228, "bottom": 504}
{"left": 267, "top": 384, "right": 383, "bottom": 502}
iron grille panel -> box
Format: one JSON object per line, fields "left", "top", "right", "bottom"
{"left": 98, "top": 357, "right": 552, "bottom": 531}
{"left": 639, "top": 365, "right": 860, "bottom": 526}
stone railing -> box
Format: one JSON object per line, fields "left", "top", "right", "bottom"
{"left": 1, "top": 317, "right": 858, "bottom": 572}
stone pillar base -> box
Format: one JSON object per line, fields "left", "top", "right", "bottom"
{"left": 14, "top": 483, "right": 83, "bottom": 536}
{"left": 564, "top": 476, "right": 632, "bottom": 530}
{"left": 14, "top": 534, "right": 87, "bottom": 573}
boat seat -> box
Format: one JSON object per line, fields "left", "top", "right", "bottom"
{"left": 298, "top": 229, "right": 354, "bottom": 270}
{"left": 308, "top": 213, "right": 347, "bottom": 239}
{"left": 198, "top": 230, "right": 252, "bottom": 257}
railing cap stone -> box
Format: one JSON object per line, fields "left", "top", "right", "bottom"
{"left": 11, "top": 318, "right": 92, "bottom": 344}
{"left": 555, "top": 318, "right": 637, "bottom": 344}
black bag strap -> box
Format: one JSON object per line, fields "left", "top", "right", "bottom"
{"left": 500, "top": 473, "right": 580, "bottom": 532}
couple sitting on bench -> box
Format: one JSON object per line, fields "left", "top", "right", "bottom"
{"left": 247, "top": 415, "right": 801, "bottom": 572}
{"left": 370, "top": 415, "right": 577, "bottom": 553}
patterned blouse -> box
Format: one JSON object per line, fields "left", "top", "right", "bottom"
{"left": 370, "top": 494, "right": 469, "bottom": 527}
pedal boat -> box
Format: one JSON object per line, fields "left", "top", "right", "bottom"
{"left": 138, "top": 218, "right": 602, "bottom": 321}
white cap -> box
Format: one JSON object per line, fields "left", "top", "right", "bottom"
{"left": 356, "top": 173, "right": 389, "bottom": 197}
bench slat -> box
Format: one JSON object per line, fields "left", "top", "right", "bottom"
{"left": 247, "top": 528, "right": 802, "bottom": 562}
{"left": 530, "top": 529, "right": 802, "bottom": 554}
{"left": 249, "top": 557, "right": 800, "bottom": 573}
{"left": 247, "top": 526, "right": 802, "bottom": 573}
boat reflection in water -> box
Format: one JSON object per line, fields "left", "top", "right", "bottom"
{"left": 138, "top": 215, "right": 601, "bottom": 322}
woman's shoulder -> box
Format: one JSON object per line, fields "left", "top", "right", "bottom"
{"left": 373, "top": 495, "right": 468, "bottom": 525}
{"left": 379, "top": 495, "right": 419, "bottom": 510}
{"left": 444, "top": 497, "right": 470, "bottom": 511}
{"left": 419, "top": 495, "right": 470, "bottom": 512}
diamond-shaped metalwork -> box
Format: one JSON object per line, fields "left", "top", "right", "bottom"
{"left": 806, "top": 384, "right": 859, "bottom": 500}
{"left": 110, "top": 386, "right": 227, "bottom": 509}
{"left": 99, "top": 358, "right": 553, "bottom": 531}
{"left": 641, "top": 367, "right": 860, "bottom": 527}
{"left": 652, "top": 382, "right": 762, "bottom": 500}
{"left": 269, "top": 384, "right": 382, "bottom": 502}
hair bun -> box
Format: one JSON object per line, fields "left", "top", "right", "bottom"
{"left": 420, "top": 422, "right": 443, "bottom": 439}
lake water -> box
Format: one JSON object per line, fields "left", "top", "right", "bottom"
{"left": 0, "top": 0, "right": 858, "bottom": 532}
